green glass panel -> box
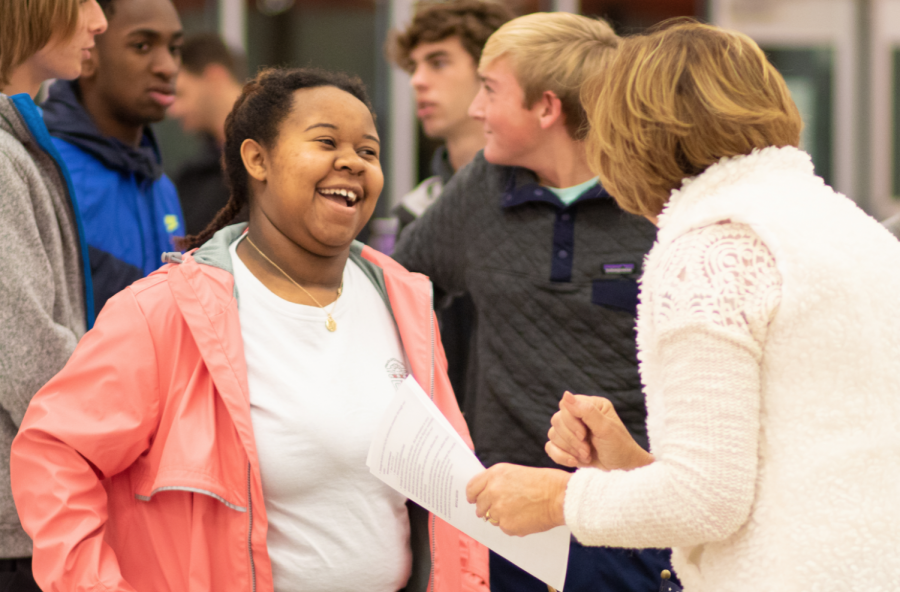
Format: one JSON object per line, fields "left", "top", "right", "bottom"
{"left": 765, "top": 47, "right": 834, "bottom": 187}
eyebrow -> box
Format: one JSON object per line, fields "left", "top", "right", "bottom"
{"left": 410, "top": 50, "right": 449, "bottom": 68}
{"left": 126, "top": 29, "right": 184, "bottom": 41}
{"left": 424, "top": 50, "right": 450, "bottom": 61}
{"left": 305, "top": 123, "right": 380, "bottom": 144}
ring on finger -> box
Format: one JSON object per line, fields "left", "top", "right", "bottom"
{"left": 485, "top": 510, "right": 499, "bottom": 526}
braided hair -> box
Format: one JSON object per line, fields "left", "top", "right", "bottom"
{"left": 178, "top": 67, "right": 374, "bottom": 250}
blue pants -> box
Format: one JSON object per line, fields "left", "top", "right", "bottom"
{"left": 489, "top": 540, "right": 677, "bottom": 592}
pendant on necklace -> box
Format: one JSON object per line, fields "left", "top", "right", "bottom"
{"left": 326, "top": 316, "right": 337, "bottom": 332}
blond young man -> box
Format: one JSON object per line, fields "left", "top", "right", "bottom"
{"left": 0, "top": 0, "right": 106, "bottom": 587}
{"left": 393, "top": 12, "right": 674, "bottom": 591}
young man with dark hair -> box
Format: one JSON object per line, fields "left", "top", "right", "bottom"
{"left": 388, "top": 0, "right": 513, "bottom": 226}
{"left": 393, "top": 12, "right": 673, "bottom": 592}
{"left": 41, "top": 0, "right": 185, "bottom": 313}
{"left": 169, "top": 33, "right": 246, "bottom": 236}
{"left": 386, "top": 0, "right": 513, "bottom": 409}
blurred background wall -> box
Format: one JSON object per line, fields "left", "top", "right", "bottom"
{"left": 158, "top": 0, "right": 900, "bottom": 221}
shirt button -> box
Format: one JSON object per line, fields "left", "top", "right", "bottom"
{"left": 561, "top": 213, "right": 570, "bottom": 221}
{"left": 535, "top": 188, "right": 544, "bottom": 196}
{"left": 558, "top": 250, "right": 568, "bottom": 259}
{"left": 504, "top": 194, "right": 512, "bottom": 203}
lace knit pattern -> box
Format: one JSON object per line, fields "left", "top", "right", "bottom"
{"left": 653, "top": 222, "right": 781, "bottom": 343}
{"left": 565, "top": 221, "right": 782, "bottom": 551}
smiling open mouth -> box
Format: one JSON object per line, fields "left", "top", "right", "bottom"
{"left": 319, "top": 187, "right": 361, "bottom": 208}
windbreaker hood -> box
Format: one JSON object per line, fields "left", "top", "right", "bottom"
{"left": 188, "top": 223, "right": 394, "bottom": 315}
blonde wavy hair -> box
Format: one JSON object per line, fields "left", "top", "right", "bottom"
{"left": 480, "top": 12, "right": 618, "bottom": 139}
{"left": 583, "top": 20, "right": 802, "bottom": 217}
{"left": 0, "top": 0, "right": 81, "bottom": 88}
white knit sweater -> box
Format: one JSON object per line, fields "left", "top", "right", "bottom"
{"left": 564, "top": 146, "right": 900, "bottom": 591}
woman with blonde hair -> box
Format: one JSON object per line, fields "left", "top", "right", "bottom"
{"left": 1, "top": 0, "right": 105, "bottom": 588}
{"left": 466, "top": 20, "right": 900, "bottom": 590}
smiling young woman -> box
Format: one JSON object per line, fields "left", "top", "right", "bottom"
{"left": 234, "top": 83, "right": 383, "bottom": 312}
{"left": 183, "top": 70, "right": 386, "bottom": 314}
{"left": 10, "top": 67, "right": 489, "bottom": 592}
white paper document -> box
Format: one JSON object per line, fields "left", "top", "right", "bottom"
{"left": 366, "top": 376, "right": 570, "bottom": 591}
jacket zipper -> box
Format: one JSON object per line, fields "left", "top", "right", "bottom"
{"left": 429, "top": 290, "right": 436, "bottom": 401}
{"left": 135, "top": 487, "right": 246, "bottom": 512}
{"left": 247, "top": 463, "right": 256, "bottom": 592}
{"left": 428, "top": 289, "right": 436, "bottom": 592}
{"left": 134, "top": 475, "right": 255, "bottom": 589}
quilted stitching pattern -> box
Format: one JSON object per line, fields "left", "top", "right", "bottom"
{"left": 394, "top": 153, "right": 657, "bottom": 468}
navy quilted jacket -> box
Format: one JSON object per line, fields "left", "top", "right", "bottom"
{"left": 394, "top": 152, "right": 657, "bottom": 469}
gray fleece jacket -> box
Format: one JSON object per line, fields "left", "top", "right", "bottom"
{"left": 0, "top": 93, "right": 87, "bottom": 557}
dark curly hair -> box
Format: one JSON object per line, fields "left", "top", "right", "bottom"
{"left": 388, "top": 0, "right": 515, "bottom": 72}
{"left": 178, "top": 67, "right": 374, "bottom": 250}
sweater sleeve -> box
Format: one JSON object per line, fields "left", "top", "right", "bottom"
{"left": 392, "top": 155, "right": 489, "bottom": 297}
{"left": 0, "top": 152, "right": 80, "bottom": 427}
{"left": 564, "top": 223, "right": 781, "bottom": 549}
{"left": 10, "top": 289, "right": 161, "bottom": 592}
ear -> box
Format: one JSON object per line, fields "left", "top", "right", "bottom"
{"left": 241, "top": 138, "right": 268, "bottom": 183}
{"left": 536, "top": 90, "right": 565, "bottom": 131}
{"left": 80, "top": 47, "right": 100, "bottom": 80}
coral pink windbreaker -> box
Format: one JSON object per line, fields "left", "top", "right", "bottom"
{"left": 11, "top": 225, "right": 489, "bottom": 592}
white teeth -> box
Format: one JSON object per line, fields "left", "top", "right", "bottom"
{"left": 320, "top": 188, "right": 360, "bottom": 205}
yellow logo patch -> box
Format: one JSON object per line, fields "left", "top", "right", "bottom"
{"left": 164, "top": 214, "right": 180, "bottom": 233}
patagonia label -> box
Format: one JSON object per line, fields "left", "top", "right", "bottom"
{"left": 603, "top": 263, "right": 635, "bottom": 275}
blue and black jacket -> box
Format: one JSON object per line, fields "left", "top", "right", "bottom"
{"left": 42, "top": 80, "right": 184, "bottom": 313}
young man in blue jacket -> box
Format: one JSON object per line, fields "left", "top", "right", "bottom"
{"left": 42, "top": 0, "right": 185, "bottom": 312}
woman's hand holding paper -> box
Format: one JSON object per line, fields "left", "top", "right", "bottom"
{"left": 465, "top": 463, "right": 570, "bottom": 537}
{"left": 463, "top": 392, "right": 655, "bottom": 538}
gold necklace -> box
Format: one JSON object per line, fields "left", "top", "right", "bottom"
{"left": 244, "top": 236, "right": 343, "bottom": 332}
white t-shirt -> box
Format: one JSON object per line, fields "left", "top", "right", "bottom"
{"left": 230, "top": 238, "right": 412, "bottom": 592}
